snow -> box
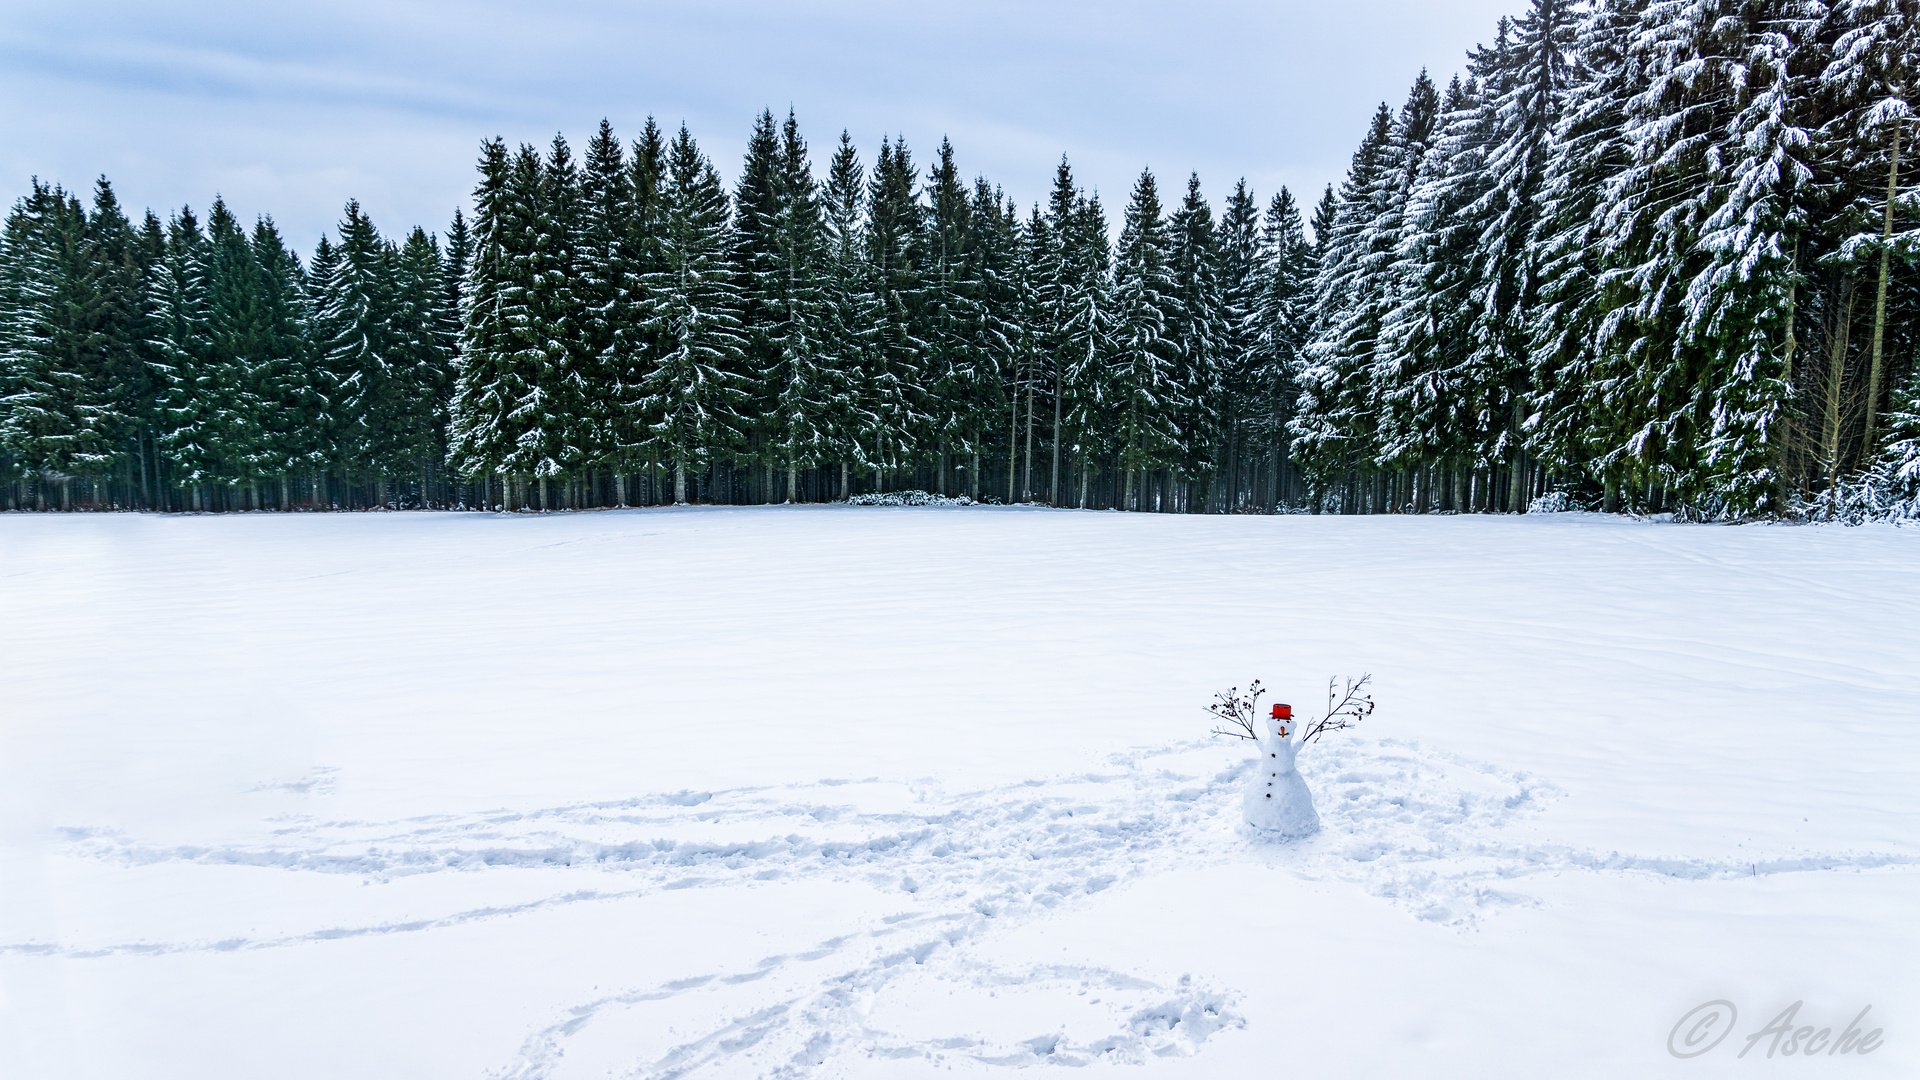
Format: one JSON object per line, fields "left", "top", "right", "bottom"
{"left": 2, "top": 506, "right": 1916, "bottom": 1078}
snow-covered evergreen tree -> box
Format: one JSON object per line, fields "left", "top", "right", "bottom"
{"left": 390, "top": 226, "right": 454, "bottom": 499}
{"left": 154, "top": 205, "right": 222, "bottom": 498}
{"left": 577, "top": 119, "right": 633, "bottom": 489}
{"left": 862, "top": 136, "right": 928, "bottom": 483}
{"left": 1109, "top": 168, "right": 1187, "bottom": 509}
{"left": 247, "top": 215, "right": 318, "bottom": 504}
{"left": 0, "top": 182, "right": 120, "bottom": 501}
{"left": 764, "top": 111, "right": 842, "bottom": 500}
{"left": 314, "top": 199, "right": 400, "bottom": 490}
{"left": 820, "top": 131, "right": 883, "bottom": 497}
{"left": 634, "top": 125, "right": 748, "bottom": 504}
{"left": 1167, "top": 173, "right": 1228, "bottom": 506}
{"left": 1822, "top": 0, "right": 1920, "bottom": 460}
{"left": 447, "top": 138, "right": 519, "bottom": 501}
{"left": 1293, "top": 104, "right": 1396, "bottom": 495}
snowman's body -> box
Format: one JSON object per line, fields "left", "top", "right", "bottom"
{"left": 1243, "top": 713, "right": 1319, "bottom": 836}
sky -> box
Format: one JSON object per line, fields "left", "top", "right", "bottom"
{"left": 0, "top": 0, "right": 1519, "bottom": 250}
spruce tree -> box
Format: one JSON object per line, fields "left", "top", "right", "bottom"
{"left": 1109, "top": 168, "right": 1186, "bottom": 509}
{"left": 1167, "top": 173, "right": 1227, "bottom": 507}
{"left": 392, "top": 226, "right": 454, "bottom": 502}
{"left": 1293, "top": 104, "right": 1396, "bottom": 497}
{"left": 1527, "top": 1, "right": 1645, "bottom": 502}
{"left": 303, "top": 233, "right": 342, "bottom": 504}
{"left": 155, "top": 205, "right": 220, "bottom": 500}
{"left": 1059, "top": 190, "right": 1116, "bottom": 508}
{"left": 821, "top": 131, "right": 882, "bottom": 495}
{"left": 1465, "top": 0, "right": 1576, "bottom": 508}
{"left": 634, "top": 124, "right": 749, "bottom": 503}
{"left": 863, "top": 136, "right": 928, "bottom": 482}
{"left": 764, "top": 111, "right": 839, "bottom": 500}
{"left": 960, "top": 176, "right": 1021, "bottom": 499}
{"left": 1215, "top": 178, "right": 1265, "bottom": 508}
{"left": 202, "top": 197, "right": 271, "bottom": 495}
{"left": 316, "top": 199, "right": 399, "bottom": 494}
{"left": 578, "top": 119, "right": 633, "bottom": 490}
{"left": 447, "top": 137, "right": 521, "bottom": 502}
{"left": 1822, "top": 0, "right": 1920, "bottom": 460}
{"left": 248, "top": 215, "right": 315, "bottom": 506}
{"left": 733, "top": 110, "right": 785, "bottom": 493}
{"left": 612, "top": 118, "right": 670, "bottom": 490}
{"left": 923, "top": 137, "right": 978, "bottom": 495}
{"left": 533, "top": 134, "right": 586, "bottom": 491}
{"left": 0, "top": 182, "right": 118, "bottom": 502}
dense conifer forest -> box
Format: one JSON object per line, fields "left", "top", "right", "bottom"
{"left": 2, "top": 0, "right": 1916, "bottom": 518}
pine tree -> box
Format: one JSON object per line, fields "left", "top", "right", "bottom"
{"left": 1059, "top": 190, "right": 1116, "bottom": 508}
{"left": 1588, "top": 0, "right": 1816, "bottom": 512}
{"left": 820, "top": 131, "right": 882, "bottom": 495}
{"left": 202, "top": 197, "right": 271, "bottom": 495}
{"left": 577, "top": 119, "right": 633, "bottom": 490}
{"left": 1168, "top": 172, "right": 1228, "bottom": 507}
{"left": 863, "top": 136, "right": 928, "bottom": 481}
{"left": 494, "top": 143, "right": 554, "bottom": 493}
{"left": 1249, "top": 186, "right": 1314, "bottom": 504}
{"left": 922, "top": 137, "right": 978, "bottom": 495}
{"left": 532, "top": 134, "right": 585, "bottom": 491}
{"left": 1293, "top": 104, "right": 1396, "bottom": 495}
{"left": 0, "top": 182, "right": 118, "bottom": 502}
{"left": 248, "top": 215, "right": 316, "bottom": 505}
{"left": 732, "top": 110, "right": 784, "bottom": 493}
{"left": 1822, "top": 0, "right": 1920, "bottom": 459}
{"left": 1109, "top": 168, "right": 1186, "bottom": 509}
{"left": 391, "top": 226, "right": 454, "bottom": 502}
{"left": 447, "top": 138, "right": 521, "bottom": 501}
{"left": 155, "top": 205, "right": 221, "bottom": 498}
{"left": 765, "top": 111, "right": 840, "bottom": 500}
{"left": 612, "top": 118, "right": 670, "bottom": 487}
{"left": 86, "top": 179, "right": 161, "bottom": 505}
{"left": 635, "top": 124, "right": 749, "bottom": 503}
{"left": 1376, "top": 68, "right": 1496, "bottom": 506}
{"left": 302, "top": 232, "right": 342, "bottom": 504}
{"left": 1527, "top": 1, "right": 1645, "bottom": 502}
{"left": 1464, "top": 0, "right": 1576, "bottom": 508}
{"left": 960, "top": 176, "right": 1021, "bottom": 499}
{"left": 316, "top": 199, "right": 399, "bottom": 493}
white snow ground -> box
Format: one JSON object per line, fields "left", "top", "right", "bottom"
{"left": 1, "top": 506, "right": 1915, "bottom": 1079}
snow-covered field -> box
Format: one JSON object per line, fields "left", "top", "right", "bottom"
{"left": 2, "top": 506, "right": 1915, "bottom": 1078}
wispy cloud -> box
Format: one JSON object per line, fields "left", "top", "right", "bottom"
{"left": 1, "top": 0, "right": 1517, "bottom": 248}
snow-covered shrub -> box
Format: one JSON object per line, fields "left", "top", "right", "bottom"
{"left": 843, "top": 490, "right": 977, "bottom": 507}
{"left": 1209, "top": 676, "right": 1375, "bottom": 838}
{"left": 1527, "top": 492, "right": 1572, "bottom": 514}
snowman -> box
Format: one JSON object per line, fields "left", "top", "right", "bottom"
{"left": 1243, "top": 703, "right": 1319, "bottom": 836}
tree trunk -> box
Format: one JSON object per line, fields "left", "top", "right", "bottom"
{"left": 1824, "top": 284, "right": 1856, "bottom": 486}
{"left": 1007, "top": 374, "right": 1020, "bottom": 505}
{"left": 1864, "top": 120, "right": 1901, "bottom": 455}
{"left": 1022, "top": 375, "right": 1036, "bottom": 502}
{"left": 674, "top": 462, "right": 687, "bottom": 505}
{"left": 1049, "top": 371, "right": 1062, "bottom": 506}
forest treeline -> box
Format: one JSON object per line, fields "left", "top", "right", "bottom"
{"left": 2, "top": 0, "right": 1915, "bottom": 518}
